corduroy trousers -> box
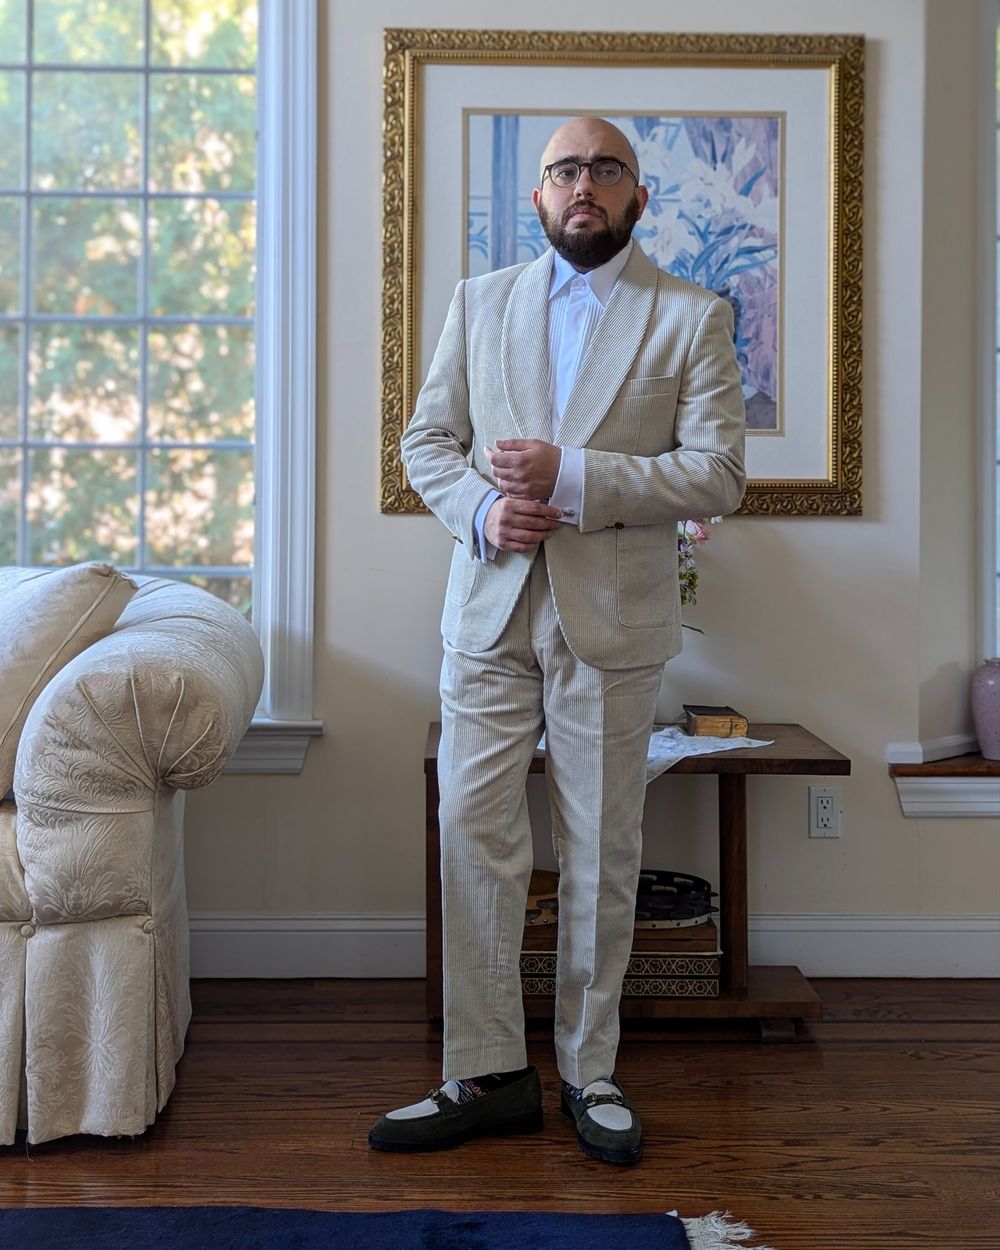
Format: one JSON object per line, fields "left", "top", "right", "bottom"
{"left": 438, "top": 549, "right": 663, "bottom": 1088}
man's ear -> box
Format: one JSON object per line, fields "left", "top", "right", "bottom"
{"left": 531, "top": 187, "right": 541, "bottom": 212}
{"left": 635, "top": 185, "right": 649, "bottom": 217}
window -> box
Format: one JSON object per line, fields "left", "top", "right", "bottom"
{"left": 0, "top": 0, "right": 257, "bottom": 611}
{"left": 0, "top": 0, "right": 319, "bottom": 761}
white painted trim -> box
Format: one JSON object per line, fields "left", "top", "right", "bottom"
{"left": 892, "top": 775, "right": 1000, "bottom": 817}
{"left": 224, "top": 717, "right": 325, "bottom": 774}
{"left": 749, "top": 914, "right": 1000, "bottom": 977}
{"left": 885, "top": 734, "right": 978, "bottom": 764}
{"left": 253, "top": 0, "right": 318, "bottom": 725}
{"left": 188, "top": 913, "right": 1000, "bottom": 979}
{"left": 189, "top": 914, "right": 427, "bottom": 978}
{"left": 980, "top": 0, "right": 999, "bottom": 660}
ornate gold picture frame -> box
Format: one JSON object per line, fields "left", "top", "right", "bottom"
{"left": 381, "top": 29, "right": 863, "bottom": 515}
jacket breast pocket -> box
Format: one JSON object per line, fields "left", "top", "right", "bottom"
{"left": 620, "top": 375, "right": 679, "bottom": 398}
{"left": 618, "top": 378, "right": 680, "bottom": 457}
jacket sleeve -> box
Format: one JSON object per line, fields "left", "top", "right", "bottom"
{"left": 578, "top": 296, "right": 747, "bottom": 532}
{"left": 400, "top": 280, "right": 497, "bottom": 554}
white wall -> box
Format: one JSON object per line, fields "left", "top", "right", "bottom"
{"left": 185, "top": 0, "right": 1000, "bottom": 978}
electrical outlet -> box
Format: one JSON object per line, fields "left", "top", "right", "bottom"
{"left": 809, "top": 785, "right": 842, "bottom": 838}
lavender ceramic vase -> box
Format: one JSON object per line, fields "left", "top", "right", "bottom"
{"left": 971, "top": 658, "right": 1000, "bottom": 761}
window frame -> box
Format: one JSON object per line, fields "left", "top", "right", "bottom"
{"left": 0, "top": 0, "right": 321, "bottom": 770}
{"left": 984, "top": 0, "right": 1000, "bottom": 663}
{"left": 232, "top": 0, "right": 322, "bottom": 770}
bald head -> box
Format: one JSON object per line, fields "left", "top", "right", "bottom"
{"left": 539, "top": 117, "right": 639, "bottom": 183}
{"left": 533, "top": 116, "right": 646, "bottom": 271}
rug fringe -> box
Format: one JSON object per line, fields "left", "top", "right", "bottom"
{"left": 682, "top": 1210, "right": 776, "bottom": 1250}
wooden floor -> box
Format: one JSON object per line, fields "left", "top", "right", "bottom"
{"left": 2, "top": 978, "right": 999, "bottom": 1249}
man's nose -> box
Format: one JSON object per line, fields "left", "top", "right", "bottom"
{"left": 573, "top": 170, "right": 596, "bottom": 196}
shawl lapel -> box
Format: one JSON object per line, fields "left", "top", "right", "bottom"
{"left": 557, "top": 244, "right": 659, "bottom": 449}
{"left": 502, "top": 250, "right": 555, "bottom": 441}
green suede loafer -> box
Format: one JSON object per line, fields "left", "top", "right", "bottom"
{"left": 560, "top": 1076, "right": 643, "bottom": 1165}
{"left": 368, "top": 1067, "right": 543, "bottom": 1152}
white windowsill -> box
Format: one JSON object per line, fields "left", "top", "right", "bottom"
{"left": 225, "top": 717, "right": 324, "bottom": 774}
{"left": 887, "top": 740, "right": 1000, "bottom": 817}
{"left": 891, "top": 776, "right": 1000, "bottom": 818}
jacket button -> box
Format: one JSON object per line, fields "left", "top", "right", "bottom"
{"left": 613, "top": 522, "right": 624, "bottom": 529}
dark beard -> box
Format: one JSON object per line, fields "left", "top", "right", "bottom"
{"left": 538, "top": 196, "right": 641, "bottom": 270}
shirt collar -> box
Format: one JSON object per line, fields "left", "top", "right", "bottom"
{"left": 548, "top": 239, "right": 633, "bottom": 307}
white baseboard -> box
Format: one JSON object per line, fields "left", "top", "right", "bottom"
{"left": 189, "top": 913, "right": 1000, "bottom": 979}
{"left": 189, "top": 914, "right": 427, "bottom": 977}
{"left": 750, "top": 914, "right": 1000, "bottom": 976}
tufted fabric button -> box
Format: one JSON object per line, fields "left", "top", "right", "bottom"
{"left": 20, "top": 924, "right": 34, "bottom": 938}
{"left": 142, "top": 919, "right": 156, "bottom": 934}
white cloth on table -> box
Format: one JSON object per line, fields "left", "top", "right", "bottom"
{"left": 643, "top": 724, "right": 774, "bottom": 783}
{"left": 536, "top": 722, "right": 773, "bottom": 785}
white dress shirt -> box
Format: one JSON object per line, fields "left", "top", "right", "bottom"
{"left": 475, "top": 240, "right": 633, "bottom": 559}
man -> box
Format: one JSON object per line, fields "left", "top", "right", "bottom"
{"left": 370, "top": 117, "right": 746, "bottom": 1164}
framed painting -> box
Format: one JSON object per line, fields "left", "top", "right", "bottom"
{"left": 380, "top": 30, "right": 863, "bottom": 515}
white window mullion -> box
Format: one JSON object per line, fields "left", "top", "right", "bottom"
{"left": 17, "top": 8, "right": 33, "bottom": 567}
{"left": 138, "top": 0, "right": 152, "bottom": 573}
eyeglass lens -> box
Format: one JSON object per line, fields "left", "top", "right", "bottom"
{"left": 549, "top": 158, "right": 628, "bottom": 187}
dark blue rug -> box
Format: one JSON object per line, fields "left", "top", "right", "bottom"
{"left": 0, "top": 1207, "right": 694, "bottom": 1249}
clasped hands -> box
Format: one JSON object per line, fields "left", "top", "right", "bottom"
{"left": 484, "top": 439, "right": 562, "bottom": 553}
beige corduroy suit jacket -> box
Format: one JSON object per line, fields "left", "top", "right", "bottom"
{"left": 401, "top": 243, "right": 747, "bottom": 672}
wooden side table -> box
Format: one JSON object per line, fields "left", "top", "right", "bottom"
{"left": 424, "top": 722, "right": 850, "bottom": 1038}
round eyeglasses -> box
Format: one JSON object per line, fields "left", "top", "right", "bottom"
{"left": 542, "top": 157, "right": 639, "bottom": 189}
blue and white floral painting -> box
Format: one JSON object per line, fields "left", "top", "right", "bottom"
{"left": 466, "top": 113, "right": 780, "bottom": 432}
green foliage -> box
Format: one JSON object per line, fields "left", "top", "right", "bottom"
{"left": 29, "top": 324, "right": 139, "bottom": 441}
{"left": 0, "top": 327, "right": 18, "bottom": 438}
{"left": 0, "top": 198, "right": 21, "bottom": 313}
{"left": 146, "top": 446, "right": 253, "bottom": 565}
{"left": 34, "top": 0, "right": 143, "bottom": 65}
{"left": 151, "top": 0, "right": 256, "bottom": 69}
{"left": 33, "top": 198, "right": 141, "bottom": 315}
{"left": 0, "top": 448, "right": 18, "bottom": 563}
{"left": 33, "top": 71, "right": 142, "bottom": 191}
{"left": 148, "top": 323, "right": 254, "bottom": 441}
{"left": 0, "top": 71, "right": 25, "bottom": 187}
{"left": 27, "top": 446, "right": 138, "bottom": 564}
{"left": 150, "top": 73, "right": 256, "bottom": 193}
{"left": 0, "top": 1, "right": 26, "bottom": 62}
{"left": 149, "top": 198, "right": 255, "bottom": 316}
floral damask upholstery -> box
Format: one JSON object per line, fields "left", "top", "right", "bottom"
{"left": 0, "top": 569, "right": 264, "bottom": 1144}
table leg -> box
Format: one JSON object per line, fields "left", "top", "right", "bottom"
{"left": 425, "top": 768, "right": 443, "bottom": 1020}
{"left": 718, "top": 773, "right": 748, "bottom": 990}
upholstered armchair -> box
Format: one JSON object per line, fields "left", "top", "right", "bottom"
{"left": 0, "top": 564, "right": 263, "bottom": 1144}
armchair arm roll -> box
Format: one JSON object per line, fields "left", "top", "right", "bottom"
{"left": 13, "top": 579, "right": 264, "bottom": 923}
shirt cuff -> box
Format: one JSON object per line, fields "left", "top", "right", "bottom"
{"left": 473, "top": 490, "right": 502, "bottom": 561}
{"left": 549, "top": 446, "right": 583, "bottom": 525}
